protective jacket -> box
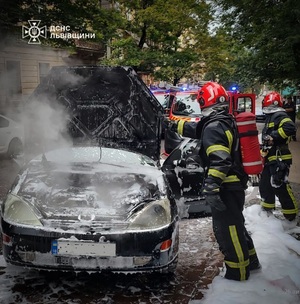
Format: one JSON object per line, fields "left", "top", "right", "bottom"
{"left": 177, "top": 111, "right": 248, "bottom": 193}
{"left": 176, "top": 110, "right": 259, "bottom": 281}
{"left": 262, "top": 110, "right": 296, "bottom": 165}
{"left": 260, "top": 109, "right": 297, "bottom": 220}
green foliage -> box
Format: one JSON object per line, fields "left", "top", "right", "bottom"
{"left": 102, "top": 37, "right": 147, "bottom": 68}
{"left": 212, "top": 0, "right": 300, "bottom": 88}
{"left": 154, "top": 49, "right": 199, "bottom": 85}
{"left": 6, "top": 0, "right": 299, "bottom": 89}
{"left": 0, "top": 0, "right": 124, "bottom": 47}
{"left": 103, "top": 0, "right": 213, "bottom": 84}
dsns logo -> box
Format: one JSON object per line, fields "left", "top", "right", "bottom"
{"left": 22, "top": 20, "right": 47, "bottom": 44}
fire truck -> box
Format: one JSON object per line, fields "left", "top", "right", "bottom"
{"left": 163, "top": 89, "right": 257, "bottom": 154}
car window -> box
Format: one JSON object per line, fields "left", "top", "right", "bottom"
{"left": 0, "top": 116, "right": 9, "bottom": 128}
{"left": 154, "top": 94, "right": 169, "bottom": 108}
{"left": 237, "top": 97, "right": 253, "bottom": 113}
{"left": 172, "top": 93, "right": 201, "bottom": 115}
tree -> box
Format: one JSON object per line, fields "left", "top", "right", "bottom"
{"left": 201, "top": 27, "right": 261, "bottom": 92}
{"left": 0, "top": 0, "right": 124, "bottom": 48}
{"left": 102, "top": 0, "right": 213, "bottom": 85}
{"left": 211, "top": 0, "right": 300, "bottom": 89}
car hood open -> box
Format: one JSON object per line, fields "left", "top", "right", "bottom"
{"left": 28, "top": 66, "right": 163, "bottom": 162}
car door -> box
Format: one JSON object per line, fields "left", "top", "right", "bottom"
{"left": 228, "top": 93, "right": 256, "bottom": 116}
{"left": 162, "top": 138, "right": 206, "bottom": 205}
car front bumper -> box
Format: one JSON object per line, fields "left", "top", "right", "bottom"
{"left": 1, "top": 219, "right": 179, "bottom": 273}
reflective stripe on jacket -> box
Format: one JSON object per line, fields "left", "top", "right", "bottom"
{"left": 177, "top": 115, "right": 244, "bottom": 190}
{"left": 263, "top": 111, "right": 296, "bottom": 165}
{"left": 202, "top": 119, "right": 242, "bottom": 190}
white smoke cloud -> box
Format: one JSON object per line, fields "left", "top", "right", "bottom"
{"left": 22, "top": 94, "right": 73, "bottom": 159}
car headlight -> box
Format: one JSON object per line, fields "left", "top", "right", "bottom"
{"left": 3, "top": 194, "right": 43, "bottom": 227}
{"left": 128, "top": 198, "right": 171, "bottom": 230}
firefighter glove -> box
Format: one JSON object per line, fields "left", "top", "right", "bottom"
{"left": 205, "top": 194, "right": 227, "bottom": 211}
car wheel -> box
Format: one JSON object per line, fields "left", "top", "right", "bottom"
{"left": 7, "top": 138, "right": 23, "bottom": 159}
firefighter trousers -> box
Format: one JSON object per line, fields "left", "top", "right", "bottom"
{"left": 211, "top": 189, "right": 259, "bottom": 281}
{"left": 259, "top": 163, "right": 298, "bottom": 221}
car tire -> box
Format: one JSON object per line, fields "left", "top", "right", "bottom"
{"left": 7, "top": 138, "right": 23, "bottom": 159}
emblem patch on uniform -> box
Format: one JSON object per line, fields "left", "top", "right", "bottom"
{"left": 219, "top": 96, "right": 226, "bottom": 103}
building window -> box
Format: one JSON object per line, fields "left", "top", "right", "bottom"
{"left": 6, "top": 61, "right": 21, "bottom": 96}
{"left": 39, "top": 62, "right": 50, "bottom": 83}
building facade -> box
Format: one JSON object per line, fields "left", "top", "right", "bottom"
{"left": 0, "top": 38, "right": 70, "bottom": 115}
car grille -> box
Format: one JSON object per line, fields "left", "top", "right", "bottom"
{"left": 42, "top": 219, "right": 129, "bottom": 233}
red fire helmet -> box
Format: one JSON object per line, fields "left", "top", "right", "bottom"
{"left": 262, "top": 91, "right": 283, "bottom": 108}
{"left": 197, "top": 82, "right": 229, "bottom": 110}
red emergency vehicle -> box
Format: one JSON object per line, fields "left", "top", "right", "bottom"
{"left": 164, "top": 90, "right": 257, "bottom": 154}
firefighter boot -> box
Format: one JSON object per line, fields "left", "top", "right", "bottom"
{"left": 249, "top": 257, "right": 262, "bottom": 272}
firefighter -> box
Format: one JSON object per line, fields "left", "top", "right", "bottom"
{"left": 260, "top": 92, "right": 298, "bottom": 221}
{"left": 171, "top": 82, "right": 260, "bottom": 281}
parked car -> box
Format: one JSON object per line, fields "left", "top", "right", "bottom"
{"left": 1, "top": 66, "right": 181, "bottom": 274}
{"left": 1, "top": 146, "right": 179, "bottom": 273}
{"left": 151, "top": 89, "right": 169, "bottom": 108}
{"left": 169, "top": 90, "right": 202, "bottom": 119}
{"left": 0, "top": 114, "right": 24, "bottom": 158}
{"left": 1, "top": 66, "right": 213, "bottom": 274}
{"left": 164, "top": 91, "right": 258, "bottom": 155}
{"left": 152, "top": 89, "right": 210, "bottom": 215}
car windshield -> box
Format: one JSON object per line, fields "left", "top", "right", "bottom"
{"left": 172, "top": 92, "right": 201, "bottom": 115}
{"left": 153, "top": 92, "right": 169, "bottom": 109}
{"left": 33, "top": 147, "right": 157, "bottom": 167}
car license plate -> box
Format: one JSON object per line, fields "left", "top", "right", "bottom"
{"left": 51, "top": 240, "right": 116, "bottom": 257}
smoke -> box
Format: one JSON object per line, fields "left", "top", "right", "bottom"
{"left": 0, "top": 70, "right": 23, "bottom": 119}
{"left": 22, "top": 94, "right": 73, "bottom": 159}
{"left": 22, "top": 64, "right": 101, "bottom": 160}
{"left": 0, "top": 41, "right": 87, "bottom": 160}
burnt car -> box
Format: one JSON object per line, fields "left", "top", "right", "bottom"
{"left": 1, "top": 66, "right": 180, "bottom": 273}
{"left": 1, "top": 146, "right": 179, "bottom": 273}
{"left": 162, "top": 138, "right": 209, "bottom": 217}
